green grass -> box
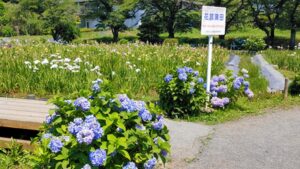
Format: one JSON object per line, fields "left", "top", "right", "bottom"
{"left": 188, "top": 51, "right": 300, "bottom": 124}
{"left": 263, "top": 49, "right": 300, "bottom": 79}
{"left": 0, "top": 41, "right": 228, "bottom": 100}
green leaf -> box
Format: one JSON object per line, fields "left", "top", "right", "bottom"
{"left": 107, "top": 134, "right": 117, "bottom": 143}
{"left": 90, "top": 106, "right": 100, "bottom": 114}
{"left": 107, "top": 144, "right": 116, "bottom": 155}
{"left": 117, "top": 121, "right": 126, "bottom": 131}
{"left": 119, "top": 149, "right": 131, "bottom": 160}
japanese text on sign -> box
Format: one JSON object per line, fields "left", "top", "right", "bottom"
{"left": 201, "top": 6, "right": 226, "bottom": 35}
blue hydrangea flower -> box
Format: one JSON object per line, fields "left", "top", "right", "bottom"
{"left": 134, "top": 101, "right": 146, "bottom": 111}
{"left": 243, "top": 81, "right": 250, "bottom": 88}
{"left": 144, "top": 157, "right": 157, "bottom": 169}
{"left": 89, "top": 149, "right": 106, "bottom": 167}
{"left": 198, "top": 77, "right": 204, "bottom": 83}
{"left": 211, "top": 97, "right": 225, "bottom": 108}
{"left": 193, "top": 71, "right": 199, "bottom": 76}
{"left": 122, "top": 162, "right": 138, "bottom": 169}
{"left": 118, "top": 94, "right": 137, "bottom": 112}
{"left": 68, "top": 118, "right": 83, "bottom": 135}
{"left": 189, "top": 88, "right": 195, "bottom": 94}
{"left": 211, "top": 91, "right": 218, "bottom": 97}
{"left": 245, "top": 88, "right": 254, "bottom": 98}
{"left": 116, "top": 127, "right": 123, "bottom": 132}
{"left": 74, "top": 97, "right": 90, "bottom": 111}
{"left": 76, "top": 129, "right": 95, "bottom": 145}
{"left": 64, "top": 100, "right": 72, "bottom": 104}
{"left": 92, "top": 83, "right": 100, "bottom": 92}
{"left": 164, "top": 74, "right": 173, "bottom": 83}
{"left": 222, "top": 97, "right": 230, "bottom": 105}
{"left": 138, "top": 109, "right": 152, "bottom": 122}
{"left": 217, "top": 85, "right": 228, "bottom": 93}
{"left": 48, "top": 137, "right": 63, "bottom": 153}
{"left": 218, "top": 74, "right": 226, "bottom": 82}
{"left": 184, "top": 66, "right": 193, "bottom": 73}
{"left": 42, "top": 133, "right": 52, "bottom": 139}
{"left": 81, "top": 164, "right": 91, "bottom": 169}
{"left": 233, "top": 78, "right": 242, "bottom": 89}
{"left": 161, "top": 150, "right": 168, "bottom": 157}
{"left": 177, "top": 68, "right": 186, "bottom": 74}
{"left": 178, "top": 73, "right": 188, "bottom": 81}
{"left": 135, "top": 124, "right": 146, "bottom": 130}
{"left": 212, "top": 76, "right": 219, "bottom": 82}
{"left": 45, "top": 112, "right": 57, "bottom": 124}
{"left": 153, "top": 116, "right": 164, "bottom": 130}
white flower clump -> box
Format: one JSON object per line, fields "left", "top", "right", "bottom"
{"left": 24, "top": 54, "right": 101, "bottom": 75}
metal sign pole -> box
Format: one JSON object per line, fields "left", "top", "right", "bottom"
{"left": 206, "top": 35, "right": 213, "bottom": 107}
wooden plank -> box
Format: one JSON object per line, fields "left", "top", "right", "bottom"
{"left": 0, "top": 137, "right": 35, "bottom": 150}
{"left": 0, "top": 119, "right": 42, "bottom": 130}
{"left": 0, "top": 104, "right": 51, "bottom": 114}
{"left": 0, "top": 97, "right": 50, "bottom": 104}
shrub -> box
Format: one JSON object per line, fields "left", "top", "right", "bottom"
{"left": 230, "top": 38, "right": 246, "bottom": 50}
{"left": 289, "top": 74, "right": 300, "bottom": 96}
{"left": 243, "top": 37, "right": 266, "bottom": 52}
{"left": 51, "top": 22, "right": 80, "bottom": 43}
{"left": 33, "top": 79, "right": 170, "bottom": 169}
{"left": 159, "top": 67, "right": 254, "bottom": 118}
{"left": 118, "top": 39, "right": 129, "bottom": 45}
{"left": 0, "top": 25, "right": 16, "bottom": 37}
{"left": 163, "top": 38, "right": 179, "bottom": 46}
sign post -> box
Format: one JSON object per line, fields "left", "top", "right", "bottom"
{"left": 201, "top": 6, "right": 226, "bottom": 107}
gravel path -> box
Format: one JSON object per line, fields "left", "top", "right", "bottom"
{"left": 186, "top": 107, "right": 300, "bottom": 169}
{"left": 252, "top": 54, "right": 286, "bottom": 92}
{"left": 226, "top": 54, "right": 240, "bottom": 76}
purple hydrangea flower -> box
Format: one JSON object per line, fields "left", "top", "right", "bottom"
{"left": 178, "top": 73, "right": 188, "bottom": 81}
{"left": 190, "top": 88, "right": 195, "bottom": 94}
{"left": 211, "top": 97, "right": 228, "bottom": 108}
{"left": 138, "top": 109, "right": 152, "bottom": 122}
{"left": 211, "top": 91, "right": 218, "bottom": 97}
{"left": 45, "top": 112, "right": 57, "bottom": 124}
{"left": 89, "top": 149, "right": 106, "bottom": 167}
{"left": 184, "top": 66, "right": 193, "bottom": 73}
{"left": 161, "top": 150, "right": 168, "bottom": 157}
{"left": 134, "top": 101, "right": 146, "bottom": 111}
{"left": 123, "top": 162, "right": 138, "bottom": 169}
{"left": 153, "top": 116, "right": 164, "bottom": 130}
{"left": 76, "top": 129, "right": 95, "bottom": 145}
{"left": 42, "top": 133, "right": 52, "bottom": 139}
{"left": 198, "top": 77, "right": 204, "bottom": 83}
{"left": 177, "top": 68, "right": 186, "bottom": 74}
{"left": 245, "top": 88, "right": 254, "bottom": 98}
{"left": 92, "top": 83, "right": 100, "bottom": 92}
{"left": 118, "top": 94, "right": 137, "bottom": 112}
{"left": 68, "top": 118, "right": 83, "bottom": 135}
{"left": 218, "top": 74, "right": 226, "bottom": 82}
{"left": 81, "top": 164, "right": 91, "bottom": 169}
{"left": 243, "top": 81, "right": 250, "bottom": 88}
{"left": 164, "top": 74, "right": 173, "bottom": 83}
{"left": 217, "top": 85, "right": 228, "bottom": 93}
{"left": 144, "top": 157, "right": 157, "bottom": 169}
{"left": 48, "top": 137, "right": 63, "bottom": 153}
{"left": 212, "top": 76, "right": 219, "bottom": 82}
{"left": 222, "top": 97, "right": 230, "bottom": 105}
{"left": 74, "top": 97, "right": 90, "bottom": 111}
{"left": 193, "top": 71, "right": 199, "bottom": 76}
{"left": 135, "top": 124, "right": 146, "bottom": 130}
{"left": 64, "top": 100, "right": 72, "bottom": 104}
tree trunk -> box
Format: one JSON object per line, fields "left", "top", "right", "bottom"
{"left": 112, "top": 28, "right": 119, "bottom": 42}
{"left": 219, "top": 35, "right": 225, "bottom": 40}
{"left": 167, "top": 25, "right": 175, "bottom": 38}
{"left": 270, "top": 27, "right": 275, "bottom": 47}
{"left": 289, "top": 26, "right": 296, "bottom": 50}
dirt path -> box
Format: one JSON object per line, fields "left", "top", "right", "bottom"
{"left": 186, "top": 106, "right": 300, "bottom": 169}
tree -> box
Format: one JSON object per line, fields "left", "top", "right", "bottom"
{"left": 286, "top": 0, "right": 300, "bottom": 50}
{"left": 204, "top": 0, "right": 248, "bottom": 39}
{"left": 43, "top": 0, "right": 79, "bottom": 42}
{"left": 141, "top": 0, "right": 201, "bottom": 38}
{"left": 247, "top": 0, "right": 288, "bottom": 46}
{"left": 87, "top": 0, "right": 139, "bottom": 42}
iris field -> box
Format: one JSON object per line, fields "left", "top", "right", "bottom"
{"left": 0, "top": 41, "right": 228, "bottom": 100}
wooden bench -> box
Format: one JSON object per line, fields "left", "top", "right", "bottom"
{"left": 0, "top": 97, "right": 53, "bottom": 149}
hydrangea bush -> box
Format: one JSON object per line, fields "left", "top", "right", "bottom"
{"left": 159, "top": 67, "right": 254, "bottom": 118}
{"left": 33, "top": 79, "right": 170, "bottom": 169}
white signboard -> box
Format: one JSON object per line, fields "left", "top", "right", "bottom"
{"left": 201, "top": 6, "right": 226, "bottom": 35}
